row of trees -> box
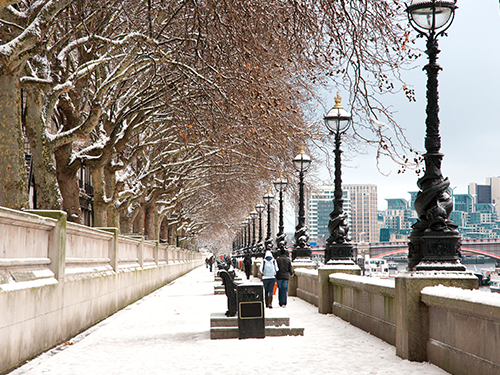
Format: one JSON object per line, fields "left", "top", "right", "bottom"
{"left": 0, "top": 0, "right": 415, "bottom": 248}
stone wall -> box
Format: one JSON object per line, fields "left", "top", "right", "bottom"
{"left": 330, "top": 273, "right": 396, "bottom": 345}
{"left": 295, "top": 268, "right": 319, "bottom": 306}
{"left": 0, "top": 208, "right": 204, "bottom": 374}
{"left": 422, "top": 286, "right": 500, "bottom": 375}
{"left": 292, "top": 265, "right": 500, "bottom": 375}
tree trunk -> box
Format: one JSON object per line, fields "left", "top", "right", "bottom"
{"left": 133, "top": 205, "right": 145, "bottom": 234}
{"left": 144, "top": 201, "right": 158, "bottom": 241}
{"left": 119, "top": 201, "right": 140, "bottom": 234}
{"left": 169, "top": 223, "right": 177, "bottom": 246}
{"left": 24, "top": 87, "right": 62, "bottom": 210}
{"left": 105, "top": 165, "right": 119, "bottom": 228}
{"left": 159, "top": 216, "right": 169, "bottom": 242}
{"left": 91, "top": 165, "right": 107, "bottom": 227}
{"left": 0, "top": 74, "right": 28, "bottom": 209}
{"left": 55, "top": 143, "right": 83, "bottom": 223}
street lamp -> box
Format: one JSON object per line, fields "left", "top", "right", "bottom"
{"left": 406, "top": 0, "right": 464, "bottom": 271}
{"left": 323, "top": 92, "right": 354, "bottom": 264}
{"left": 250, "top": 210, "right": 258, "bottom": 256}
{"left": 263, "top": 188, "right": 275, "bottom": 253}
{"left": 273, "top": 172, "right": 288, "bottom": 258}
{"left": 242, "top": 219, "right": 249, "bottom": 253}
{"left": 292, "top": 146, "right": 312, "bottom": 261}
{"left": 255, "top": 200, "right": 265, "bottom": 257}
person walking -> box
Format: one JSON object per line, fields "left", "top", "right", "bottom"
{"left": 260, "top": 250, "right": 279, "bottom": 308}
{"left": 275, "top": 249, "right": 293, "bottom": 307}
{"left": 243, "top": 253, "right": 252, "bottom": 280}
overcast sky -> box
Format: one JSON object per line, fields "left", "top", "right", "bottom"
{"left": 316, "top": 0, "right": 500, "bottom": 211}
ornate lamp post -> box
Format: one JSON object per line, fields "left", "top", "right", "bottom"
{"left": 406, "top": 0, "right": 464, "bottom": 271}
{"left": 292, "top": 147, "right": 312, "bottom": 261}
{"left": 243, "top": 219, "right": 249, "bottom": 253}
{"left": 243, "top": 217, "right": 252, "bottom": 254}
{"left": 273, "top": 172, "right": 288, "bottom": 258}
{"left": 255, "top": 200, "right": 265, "bottom": 257}
{"left": 263, "top": 189, "right": 275, "bottom": 253}
{"left": 250, "top": 210, "right": 258, "bottom": 256}
{"left": 323, "top": 92, "right": 354, "bottom": 264}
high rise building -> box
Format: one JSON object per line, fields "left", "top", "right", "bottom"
{"left": 485, "top": 177, "right": 500, "bottom": 216}
{"left": 343, "top": 184, "right": 378, "bottom": 244}
{"left": 307, "top": 186, "right": 350, "bottom": 245}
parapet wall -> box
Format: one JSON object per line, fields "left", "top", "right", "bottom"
{"left": 330, "top": 273, "right": 396, "bottom": 345}
{"left": 295, "top": 268, "right": 319, "bottom": 307}
{"left": 0, "top": 208, "right": 204, "bottom": 374}
{"left": 422, "top": 286, "right": 500, "bottom": 375}
{"left": 293, "top": 265, "right": 500, "bottom": 375}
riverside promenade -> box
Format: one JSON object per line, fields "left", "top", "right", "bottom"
{"left": 9, "top": 266, "right": 448, "bottom": 375}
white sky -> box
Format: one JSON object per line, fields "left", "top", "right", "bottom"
{"left": 316, "top": 0, "right": 500, "bottom": 211}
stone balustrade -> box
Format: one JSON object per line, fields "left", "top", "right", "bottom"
{"left": 0, "top": 207, "right": 204, "bottom": 374}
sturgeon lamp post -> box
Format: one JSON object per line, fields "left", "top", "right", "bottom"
{"left": 406, "top": 0, "right": 464, "bottom": 271}
{"left": 250, "top": 211, "right": 258, "bottom": 257}
{"left": 292, "top": 147, "right": 312, "bottom": 262}
{"left": 263, "top": 189, "right": 275, "bottom": 254}
{"left": 273, "top": 172, "right": 288, "bottom": 258}
{"left": 255, "top": 200, "right": 266, "bottom": 257}
{"left": 323, "top": 92, "right": 354, "bottom": 264}
{"left": 246, "top": 217, "right": 251, "bottom": 254}
{"left": 243, "top": 219, "right": 249, "bottom": 253}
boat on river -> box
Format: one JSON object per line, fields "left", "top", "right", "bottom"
{"left": 364, "top": 256, "right": 389, "bottom": 278}
{"left": 490, "top": 278, "right": 500, "bottom": 293}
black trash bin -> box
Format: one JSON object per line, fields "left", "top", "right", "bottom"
{"left": 237, "top": 283, "right": 265, "bottom": 339}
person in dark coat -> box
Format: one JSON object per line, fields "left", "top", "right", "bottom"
{"left": 243, "top": 253, "right": 252, "bottom": 280}
{"left": 275, "top": 249, "right": 293, "bottom": 307}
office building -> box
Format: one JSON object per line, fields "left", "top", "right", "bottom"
{"left": 308, "top": 186, "right": 350, "bottom": 246}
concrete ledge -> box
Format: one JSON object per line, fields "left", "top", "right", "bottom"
{"left": 210, "top": 326, "right": 304, "bottom": 340}
{"left": 330, "top": 273, "right": 395, "bottom": 298}
{"left": 210, "top": 312, "right": 290, "bottom": 327}
{"left": 421, "top": 286, "right": 500, "bottom": 320}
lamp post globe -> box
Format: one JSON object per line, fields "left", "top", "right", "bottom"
{"left": 292, "top": 147, "right": 312, "bottom": 262}
{"left": 273, "top": 172, "right": 288, "bottom": 258}
{"left": 323, "top": 93, "right": 355, "bottom": 264}
{"left": 255, "top": 201, "right": 266, "bottom": 257}
{"left": 324, "top": 92, "right": 351, "bottom": 135}
{"left": 407, "top": 0, "right": 456, "bottom": 35}
{"left": 406, "top": 0, "right": 464, "bottom": 271}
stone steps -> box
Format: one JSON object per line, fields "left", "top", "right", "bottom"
{"left": 210, "top": 312, "right": 304, "bottom": 340}
{"left": 210, "top": 326, "right": 304, "bottom": 340}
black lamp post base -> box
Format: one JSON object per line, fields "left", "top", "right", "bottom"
{"left": 292, "top": 247, "right": 312, "bottom": 262}
{"left": 408, "top": 231, "right": 466, "bottom": 272}
{"left": 324, "top": 243, "right": 354, "bottom": 264}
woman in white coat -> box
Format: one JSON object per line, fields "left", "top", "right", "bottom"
{"left": 260, "top": 250, "right": 279, "bottom": 308}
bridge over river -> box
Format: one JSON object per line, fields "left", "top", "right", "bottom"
{"left": 369, "top": 239, "right": 500, "bottom": 262}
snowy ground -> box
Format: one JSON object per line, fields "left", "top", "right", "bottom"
{"left": 9, "top": 266, "right": 449, "bottom": 375}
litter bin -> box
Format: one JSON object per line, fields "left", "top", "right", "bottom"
{"left": 237, "top": 283, "right": 265, "bottom": 339}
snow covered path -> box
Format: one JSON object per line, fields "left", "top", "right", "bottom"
{"left": 10, "top": 266, "right": 449, "bottom": 375}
